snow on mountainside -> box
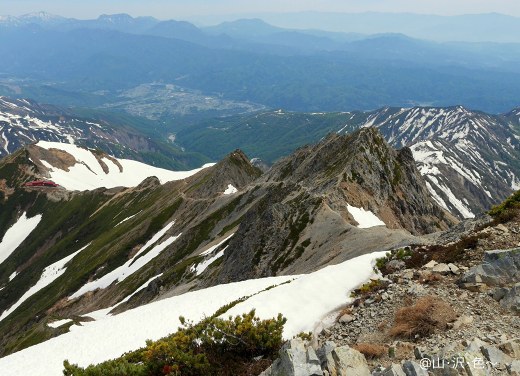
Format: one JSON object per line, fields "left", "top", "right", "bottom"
{"left": 0, "top": 97, "right": 124, "bottom": 158}
{"left": 355, "top": 106, "right": 520, "bottom": 218}
{"left": 0, "top": 252, "right": 383, "bottom": 376}
{"left": 32, "top": 141, "right": 213, "bottom": 191}
{"left": 0, "top": 96, "right": 209, "bottom": 172}
{"left": 0, "top": 212, "right": 42, "bottom": 266}
{"left": 0, "top": 245, "right": 86, "bottom": 322}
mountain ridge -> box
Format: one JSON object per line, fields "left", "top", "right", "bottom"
{"left": 0, "top": 127, "right": 452, "bottom": 356}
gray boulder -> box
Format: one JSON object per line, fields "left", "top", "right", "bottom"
{"left": 480, "top": 345, "right": 513, "bottom": 367}
{"left": 260, "top": 338, "right": 323, "bottom": 376}
{"left": 432, "top": 263, "right": 451, "bottom": 275}
{"left": 460, "top": 248, "right": 520, "bottom": 287}
{"left": 402, "top": 361, "right": 429, "bottom": 376}
{"left": 331, "top": 346, "right": 371, "bottom": 376}
{"left": 386, "top": 260, "right": 406, "bottom": 273}
{"left": 380, "top": 364, "right": 406, "bottom": 376}
{"left": 339, "top": 314, "right": 356, "bottom": 324}
{"left": 318, "top": 342, "right": 370, "bottom": 376}
{"left": 316, "top": 341, "right": 336, "bottom": 369}
{"left": 462, "top": 351, "right": 488, "bottom": 376}
{"left": 500, "top": 283, "right": 520, "bottom": 312}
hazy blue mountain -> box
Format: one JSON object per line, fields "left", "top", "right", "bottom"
{"left": 254, "top": 12, "right": 520, "bottom": 43}
{"left": 2, "top": 16, "right": 520, "bottom": 113}
{"left": 0, "top": 12, "right": 160, "bottom": 34}
{"left": 204, "top": 18, "right": 285, "bottom": 38}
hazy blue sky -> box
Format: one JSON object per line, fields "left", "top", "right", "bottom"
{"left": 3, "top": 0, "right": 520, "bottom": 20}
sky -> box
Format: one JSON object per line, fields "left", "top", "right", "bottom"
{"left": 2, "top": 0, "right": 520, "bottom": 20}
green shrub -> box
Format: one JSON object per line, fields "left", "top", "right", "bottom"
{"left": 489, "top": 190, "right": 520, "bottom": 221}
{"left": 63, "top": 310, "right": 286, "bottom": 376}
{"left": 350, "top": 279, "right": 389, "bottom": 298}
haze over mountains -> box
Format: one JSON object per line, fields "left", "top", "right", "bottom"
{"left": 2, "top": 12, "right": 520, "bottom": 113}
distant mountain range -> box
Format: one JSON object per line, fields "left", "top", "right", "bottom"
{"left": 202, "top": 11, "right": 520, "bottom": 44}
{"left": 1, "top": 14, "right": 520, "bottom": 113}
{"left": 4, "top": 11, "right": 520, "bottom": 43}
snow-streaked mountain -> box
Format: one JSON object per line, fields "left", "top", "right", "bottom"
{"left": 0, "top": 252, "right": 382, "bottom": 376}
{"left": 32, "top": 141, "right": 213, "bottom": 191}
{"left": 0, "top": 97, "right": 125, "bottom": 158}
{"left": 0, "top": 12, "right": 158, "bottom": 33}
{"left": 351, "top": 106, "right": 520, "bottom": 218}
{"left": 0, "top": 96, "right": 210, "bottom": 170}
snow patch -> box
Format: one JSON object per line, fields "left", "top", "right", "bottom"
{"left": 0, "top": 252, "right": 384, "bottom": 376}
{"left": 347, "top": 205, "right": 385, "bottom": 228}
{"left": 192, "top": 248, "right": 227, "bottom": 276}
{"left": 0, "top": 247, "right": 83, "bottom": 321}
{"left": 47, "top": 319, "right": 73, "bottom": 329}
{"left": 191, "top": 234, "right": 235, "bottom": 276}
{"left": 115, "top": 211, "right": 141, "bottom": 227}
{"left": 199, "top": 234, "right": 234, "bottom": 257}
{"left": 69, "top": 222, "right": 180, "bottom": 299}
{"left": 0, "top": 212, "right": 42, "bottom": 267}
{"left": 223, "top": 184, "right": 238, "bottom": 195}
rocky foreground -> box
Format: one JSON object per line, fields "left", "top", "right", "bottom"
{"left": 261, "top": 217, "right": 520, "bottom": 375}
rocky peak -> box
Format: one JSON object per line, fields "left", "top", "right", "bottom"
{"left": 266, "top": 127, "right": 456, "bottom": 235}
{"left": 183, "top": 149, "right": 262, "bottom": 198}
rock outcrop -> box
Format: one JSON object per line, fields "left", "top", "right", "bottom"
{"left": 459, "top": 248, "right": 520, "bottom": 312}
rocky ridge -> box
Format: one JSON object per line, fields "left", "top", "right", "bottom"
{"left": 261, "top": 213, "right": 520, "bottom": 375}
{"left": 215, "top": 128, "right": 456, "bottom": 283}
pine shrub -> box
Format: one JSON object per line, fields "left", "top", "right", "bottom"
{"left": 63, "top": 309, "right": 286, "bottom": 376}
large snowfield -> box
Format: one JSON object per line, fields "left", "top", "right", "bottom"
{"left": 36, "top": 141, "right": 214, "bottom": 191}
{"left": 0, "top": 252, "right": 384, "bottom": 376}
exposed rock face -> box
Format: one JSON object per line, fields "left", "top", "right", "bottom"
{"left": 216, "top": 128, "right": 456, "bottom": 282}
{"left": 265, "top": 128, "right": 456, "bottom": 235}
